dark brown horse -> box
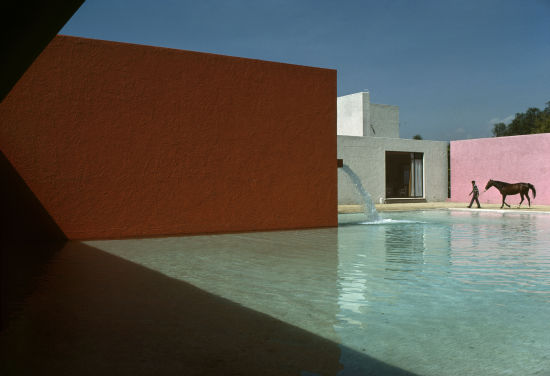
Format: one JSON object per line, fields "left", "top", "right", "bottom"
{"left": 484, "top": 179, "right": 536, "bottom": 208}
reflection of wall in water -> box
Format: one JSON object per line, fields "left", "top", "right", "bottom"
{"left": 336, "top": 223, "right": 453, "bottom": 317}
{"left": 382, "top": 223, "right": 451, "bottom": 274}
{"left": 383, "top": 224, "right": 425, "bottom": 273}
{"left": 334, "top": 221, "right": 452, "bottom": 367}
{"left": 450, "top": 212, "right": 544, "bottom": 263}
{"left": 335, "top": 225, "right": 384, "bottom": 333}
{"left": 448, "top": 212, "right": 550, "bottom": 296}
{"left": 336, "top": 223, "right": 452, "bottom": 313}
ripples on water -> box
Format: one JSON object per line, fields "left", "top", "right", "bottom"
{"left": 89, "top": 210, "right": 550, "bottom": 376}
{"left": 336, "top": 210, "right": 550, "bottom": 375}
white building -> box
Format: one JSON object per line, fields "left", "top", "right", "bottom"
{"left": 337, "top": 92, "right": 448, "bottom": 204}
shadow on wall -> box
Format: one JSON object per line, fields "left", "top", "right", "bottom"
{"left": 1, "top": 241, "right": 420, "bottom": 376}
{"left": 2, "top": 0, "right": 83, "bottom": 322}
{"left": 1, "top": 151, "right": 67, "bottom": 330}
{"left": 1, "top": 1, "right": 85, "bottom": 101}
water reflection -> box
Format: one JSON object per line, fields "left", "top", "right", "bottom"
{"left": 383, "top": 224, "right": 425, "bottom": 267}
{"left": 335, "top": 210, "right": 550, "bottom": 375}
{"left": 449, "top": 211, "right": 550, "bottom": 296}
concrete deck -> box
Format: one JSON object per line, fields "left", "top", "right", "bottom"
{"left": 339, "top": 202, "right": 550, "bottom": 213}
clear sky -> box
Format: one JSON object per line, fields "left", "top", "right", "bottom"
{"left": 60, "top": 0, "right": 550, "bottom": 141}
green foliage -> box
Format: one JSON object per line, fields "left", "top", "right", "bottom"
{"left": 492, "top": 101, "right": 550, "bottom": 136}
{"left": 412, "top": 134, "right": 423, "bottom": 140}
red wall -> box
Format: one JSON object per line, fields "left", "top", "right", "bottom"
{"left": 0, "top": 36, "right": 337, "bottom": 239}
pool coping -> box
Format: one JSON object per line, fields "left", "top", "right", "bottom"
{"left": 338, "top": 202, "right": 550, "bottom": 214}
{"left": 448, "top": 207, "right": 550, "bottom": 215}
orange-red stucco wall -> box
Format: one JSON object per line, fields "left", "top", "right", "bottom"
{"left": 0, "top": 36, "right": 337, "bottom": 240}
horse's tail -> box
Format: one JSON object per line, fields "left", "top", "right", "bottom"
{"left": 529, "top": 183, "right": 536, "bottom": 198}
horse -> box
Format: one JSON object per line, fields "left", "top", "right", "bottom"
{"left": 484, "top": 179, "right": 536, "bottom": 209}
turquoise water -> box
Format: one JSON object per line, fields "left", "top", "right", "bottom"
{"left": 336, "top": 210, "right": 550, "bottom": 375}
{"left": 87, "top": 210, "right": 550, "bottom": 375}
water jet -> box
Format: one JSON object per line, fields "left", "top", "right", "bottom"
{"left": 338, "top": 161, "right": 380, "bottom": 222}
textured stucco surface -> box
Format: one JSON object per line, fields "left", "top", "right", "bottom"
{"left": 337, "top": 136, "right": 448, "bottom": 204}
{"left": 370, "top": 104, "right": 399, "bottom": 138}
{"left": 0, "top": 36, "right": 337, "bottom": 239}
{"left": 450, "top": 134, "right": 550, "bottom": 205}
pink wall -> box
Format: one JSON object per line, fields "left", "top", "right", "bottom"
{"left": 450, "top": 134, "right": 550, "bottom": 205}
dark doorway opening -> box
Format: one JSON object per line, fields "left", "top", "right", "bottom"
{"left": 385, "top": 151, "right": 423, "bottom": 198}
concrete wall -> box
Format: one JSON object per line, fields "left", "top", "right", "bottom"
{"left": 370, "top": 104, "right": 399, "bottom": 138}
{"left": 0, "top": 35, "right": 338, "bottom": 240}
{"left": 336, "top": 92, "right": 399, "bottom": 138}
{"left": 337, "top": 92, "right": 367, "bottom": 137}
{"left": 450, "top": 134, "right": 550, "bottom": 205}
{"left": 338, "top": 136, "right": 448, "bottom": 204}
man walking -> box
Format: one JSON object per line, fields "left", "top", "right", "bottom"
{"left": 468, "top": 180, "right": 481, "bottom": 208}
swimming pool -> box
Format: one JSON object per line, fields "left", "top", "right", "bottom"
{"left": 85, "top": 209, "right": 550, "bottom": 375}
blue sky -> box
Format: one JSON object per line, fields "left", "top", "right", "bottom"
{"left": 60, "top": 0, "right": 550, "bottom": 141}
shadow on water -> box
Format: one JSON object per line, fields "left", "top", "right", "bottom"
{"left": 1, "top": 242, "right": 419, "bottom": 376}
{"left": 1, "top": 151, "right": 67, "bottom": 330}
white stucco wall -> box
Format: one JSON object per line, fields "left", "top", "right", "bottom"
{"left": 337, "top": 92, "right": 369, "bottom": 137}
{"left": 337, "top": 92, "right": 399, "bottom": 138}
{"left": 337, "top": 136, "right": 448, "bottom": 204}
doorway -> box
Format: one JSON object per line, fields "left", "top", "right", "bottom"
{"left": 385, "top": 151, "right": 423, "bottom": 198}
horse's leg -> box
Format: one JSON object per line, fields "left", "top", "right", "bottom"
{"left": 501, "top": 194, "right": 510, "bottom": 208}
{"left": 526, "top": 192, "right": 531, "bottom": 208}
{"left": 519, "top": 193, "right": 524, "bottom": 208}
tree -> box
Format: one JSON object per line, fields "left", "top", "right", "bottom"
{"left": 413, "top": 134, "right": 423, "bottom": 140}
{"left": 492, "top": 122, "right": 507, "bottom": 137}
{"left": 492, "top": 101, "right": 550, "bottom": 136}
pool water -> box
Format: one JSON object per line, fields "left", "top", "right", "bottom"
{"left": 83, "top": 210, "right": 550, "bottom": 375}
{"left": 336, "top": 210, "right": 550, "bottom": 375}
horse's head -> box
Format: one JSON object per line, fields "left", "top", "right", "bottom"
{"left": 485, "top": 179, "right": 494, "bottom": 191}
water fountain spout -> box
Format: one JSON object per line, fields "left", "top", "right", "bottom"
{"left": 340, "top": 164, "right": 380, "bottom": 222}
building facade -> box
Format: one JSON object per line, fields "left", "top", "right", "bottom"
{"left": 337, "top": 92, "right": 448, "bottom": 204}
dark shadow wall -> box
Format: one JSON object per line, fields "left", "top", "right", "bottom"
{"left": 1, "top": 151, "right": 67, "bottom": 330}
{"left": 0, "top": 0, "right": 81, "bottom": 331}
{"left": 1, "top": 1, "right": 85, "bottom": 102}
